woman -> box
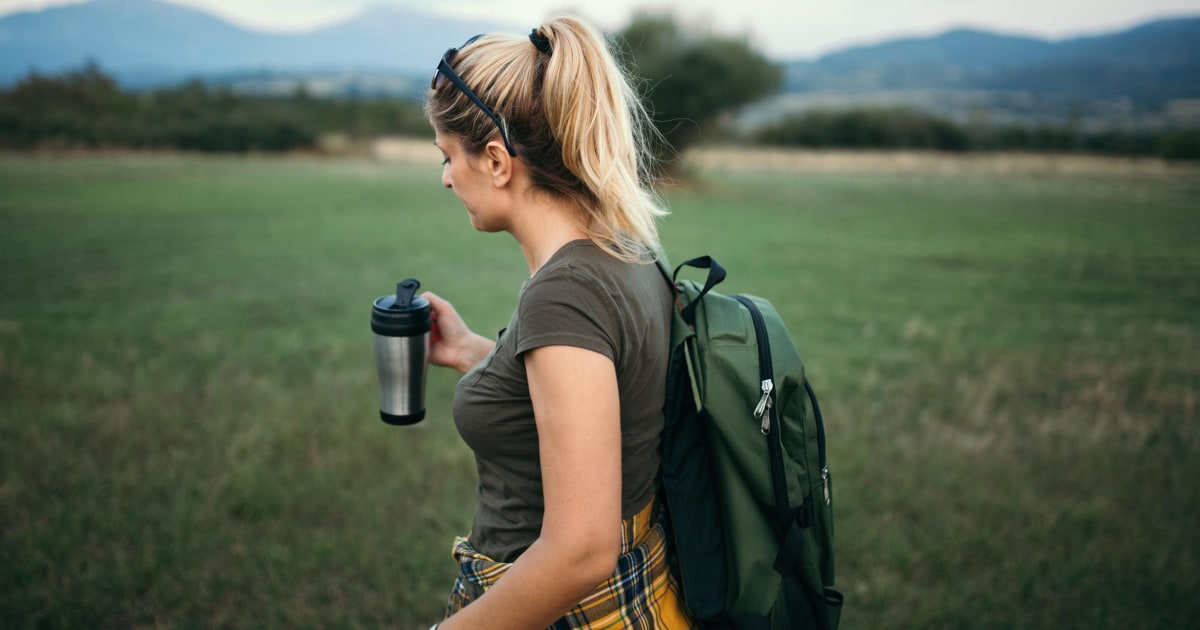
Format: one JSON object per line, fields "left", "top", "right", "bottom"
{"left": 420, "top": 15, "right": 694, "bottom": 630}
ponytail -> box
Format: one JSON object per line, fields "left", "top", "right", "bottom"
{"left": 426, "top": 16, "right": 667, "bottom": 262}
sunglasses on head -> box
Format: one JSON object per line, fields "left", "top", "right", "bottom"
{"left": 432, "top": 34, "right": 518, "bottom": 156}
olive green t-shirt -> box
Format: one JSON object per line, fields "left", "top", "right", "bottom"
{"left": 452, "top": 240, "right": 673, "bottom": 563}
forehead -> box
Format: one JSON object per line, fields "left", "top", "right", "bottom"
{"left": 434, "top": 131, "right": 459, "bottom": 151}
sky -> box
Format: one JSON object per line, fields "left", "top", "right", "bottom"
{"left": 1, "top": 0, "right": 1198, "bottom": 59}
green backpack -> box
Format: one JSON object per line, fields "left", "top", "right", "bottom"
{"left": 658, "top": 256, "right": 843, "bottom": 629}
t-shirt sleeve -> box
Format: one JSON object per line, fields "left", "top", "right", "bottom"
{"left": 513, "top": 266, "right": 619, "bottom": 361}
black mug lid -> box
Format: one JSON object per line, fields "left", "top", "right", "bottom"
{"left": 394, "top": 279, "right": 420, "bottom": 309}
{"left": 372, "top": 278, "right": 431, "bottom": 335}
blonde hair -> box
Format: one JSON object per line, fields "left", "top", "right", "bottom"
{"left": 425, "top": 16, "right": 667, "bottom": 262}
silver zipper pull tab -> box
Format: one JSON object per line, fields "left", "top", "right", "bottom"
{"left": 754, "top": 379, "right": 774, "bottom": 433}
{"left": 753, "top": 379, "right": 773, "bottom": 417}
{"left": 759, "top": 397, "right": 774, "bottom": 434}
{"left": 822, "top": 467, "right": 831, "bottom": 505}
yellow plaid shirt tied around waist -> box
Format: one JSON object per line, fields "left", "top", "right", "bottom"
{"left": 445, "top": 499, "right": 696, "bottom": 629}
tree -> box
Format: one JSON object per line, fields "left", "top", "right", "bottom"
{"left": 616, "top": 12, "right": 782, "bottom": 167}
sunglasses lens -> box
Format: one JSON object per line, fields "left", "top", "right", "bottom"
{"left": 432, "top": 48, "right": 457, "bottom": 90}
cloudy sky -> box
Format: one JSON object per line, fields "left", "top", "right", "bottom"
{"left": 1, "top": 0, "right": 1198, "bottom": 58}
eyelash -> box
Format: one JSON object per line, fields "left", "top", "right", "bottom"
{"left": 441, "top": 157, "right": 450, "bottom": 166}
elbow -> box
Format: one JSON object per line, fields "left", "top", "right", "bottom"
{"left": 558, "top": 531, "right": 621, "bottom": 590}
{"left": 584, "top": 541, "right": 621, "bottom": 584}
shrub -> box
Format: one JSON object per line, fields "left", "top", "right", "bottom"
{"left": 755, "top": 107, "right": 970, "bottom": 151}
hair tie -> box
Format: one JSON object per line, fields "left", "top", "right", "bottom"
{"left": 529, "top": 28, "right": 552, "bottom": 55}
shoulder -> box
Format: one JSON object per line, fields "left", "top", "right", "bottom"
{"left": 522, "top": 241, "right": 624, "bottom": 304}
{"left": 520, "top": 238, "right": 668, "bottom": 314}
{"left": 513, "top": 241, "right": 628, "bottom": 357}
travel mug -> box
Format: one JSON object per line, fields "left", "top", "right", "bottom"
{"left": 371, "top": 278, "right": 431, "bottom": 425}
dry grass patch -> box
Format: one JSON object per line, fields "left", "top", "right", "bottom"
{"left": 687, "top": 146, "right": 1200, "bottom": 176}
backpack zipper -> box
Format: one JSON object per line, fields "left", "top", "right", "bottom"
{"left": 805, "top": 379, "right": 831, "bottom": 506}
{"left": 732, "top": 295, "right": 788, "bottom": 513}
{"left": 753, "top": 379, "right": 774, "bottom": 434}
{"left": 734, "top": 295, "right": 833, "bottom": 510}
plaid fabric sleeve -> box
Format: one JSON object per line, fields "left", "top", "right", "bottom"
{"left": 444, "top": 499, "right": 697, "bottom": 629}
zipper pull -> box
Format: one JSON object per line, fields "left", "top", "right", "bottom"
{"left": 822, "top": 467, "right": 831, "bottom": 505}
{"left": 754, "top": 379, "right": 774, "bottom": 434}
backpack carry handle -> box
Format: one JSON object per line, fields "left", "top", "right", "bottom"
{"left": 673, "top": 256, "right": 727, "bottom": 325}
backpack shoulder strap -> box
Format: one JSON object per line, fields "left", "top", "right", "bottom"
{"left": 670, "top": 256, "right": 727, "bottom": 325}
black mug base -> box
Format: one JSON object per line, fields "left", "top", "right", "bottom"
{"left": 380, "top": 409, "right": 426, "bottom": 425}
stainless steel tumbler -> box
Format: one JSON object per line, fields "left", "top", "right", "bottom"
{"left": 371, "top": 278, "right": 431, "bottom": 425}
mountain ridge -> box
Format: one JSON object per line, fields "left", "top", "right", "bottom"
{"left": 0, "top": 0, "right": 519, "bottom": 83}
{"left": 785, "top": 16, "right": 1200, "bottom": 103}
{"left": 1, "top": 0, "right": 1197, "bottom": 106}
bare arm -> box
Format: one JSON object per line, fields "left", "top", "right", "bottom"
{"left": 438, "top": 344, "right": 623, "bottom": 629}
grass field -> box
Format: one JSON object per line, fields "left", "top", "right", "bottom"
{"left": 2, "top": 150, "right": 1198, "bottom": 628}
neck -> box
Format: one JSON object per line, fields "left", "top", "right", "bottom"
{"left": 509, "top": 195, "right": 589, "bottom": 275}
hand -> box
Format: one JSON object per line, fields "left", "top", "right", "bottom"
{"left": 423, "top": 292, "right": 495, "bottom": 374}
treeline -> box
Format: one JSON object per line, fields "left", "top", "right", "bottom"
{"left": 0, "top": 64, "right": 430, "bottom": 152}
{"left": 753, "top": 107, "right": 1200, "bottom": 160}
{"left": 2, "top": 64, "right": 1197, "bottom": 161}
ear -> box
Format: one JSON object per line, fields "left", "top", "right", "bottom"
{"left": 482, "top": 139, "right": 513, "bottom": 188}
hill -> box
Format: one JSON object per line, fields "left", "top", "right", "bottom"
{"left": 0, "top": 0, "right": 517, "bottom": 86}
{"left": 784, "top": 17, "right": 1200, "bottom": 105}
{"left": 1, "top": 1, "right": 1197, "bottom": 110}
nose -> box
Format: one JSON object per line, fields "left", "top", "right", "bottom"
{"left": 441, "top": 169, "right": 451, "bottom": 189}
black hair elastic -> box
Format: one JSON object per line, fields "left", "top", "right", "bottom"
{"left": 529, "top": 28, "right": 552, "bottom": 55}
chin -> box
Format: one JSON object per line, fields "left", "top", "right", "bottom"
{"left": 467, "top": 214, "right": 505, "bottom": 234}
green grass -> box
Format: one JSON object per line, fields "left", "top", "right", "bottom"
{"left": 1, "top": 152, "right": 1198, "bottom": 628}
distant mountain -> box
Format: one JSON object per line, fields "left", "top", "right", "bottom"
{"left": 1, "top": 0, "right": 1197, "bottom": 107}
{"left": 0, "top": 0, "right": 271, "bottom": 79}
{"left": 294, "top": 5, "right": 513, "bottom": 70}
{"left": 0, "top": 0, "right": 518, "bottom": 86}
{"left": 785, "top": 17, "right": 1200, "bottom": 104}
{"left": 980, "top": 18, "right": 1200, "bottom": 104}
{"left": 810, "top": 29, "right": 1055, "bottom": 84}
